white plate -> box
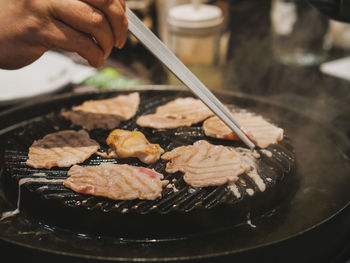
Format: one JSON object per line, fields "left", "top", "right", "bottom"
{"left": 0, "top": 51, "right": 76, "bottom": 106}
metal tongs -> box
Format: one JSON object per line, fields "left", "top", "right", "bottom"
{"left": 126, "top": 8, "right": 255, "bottom": 149}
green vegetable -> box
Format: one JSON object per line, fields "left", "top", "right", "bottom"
{"left": 82, "top": 67, "right": 144, "bottom": 90}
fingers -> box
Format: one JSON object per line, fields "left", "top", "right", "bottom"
{"left": 50, "top": 0, "right": 114, "bottom": 58}
{"left": 80, "top": 0, "right": 128, "bottom": 48}
{"left": 44, "top": 19, "right": 105, "bottom": 68}
{"left": 119, "top": 0, "right": 126, "bottom": 10}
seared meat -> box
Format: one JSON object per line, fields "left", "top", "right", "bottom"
{"left": 26, "top": 130, "right": 99, "bottom": 169}
{"left": 136, "top": 97, "right": 213, "bottom": 129}
{"left": 62, "top": 92, "right": 140, "bottom": 130}
{"left": 136, "top": 115, "right": 200, "bottom": 129}
{"left": 64, "top": 163, "right": 168, "bottom": 200}
{"left": 203, "top": 113, "right": 284, "bottom": 148}
{"left": 162, "top": 140, "right": 250, "bottom": 187}
{"left": 154, "top": 97, "right": 212, "bottom": 117}
{"left": 106, "top": 129, "right": 164, "bottom": 164}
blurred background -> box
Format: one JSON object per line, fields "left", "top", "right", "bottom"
{"left": 2, "top": 0, "right": 350, "bottom": 135}
{"left": 1, "top": 0, "right": 350, "bottom": 101}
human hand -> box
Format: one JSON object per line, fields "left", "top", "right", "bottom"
{"left": 0, "top": 0, "right": 128, "bottom": 69}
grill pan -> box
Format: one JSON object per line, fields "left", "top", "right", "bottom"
{"left": 3, "top": 105, "right": 294, "bottom": 215}
{"left": 0, "top": 86, "right": 349, "bottom": 261}
{"left": 1, "top": 88, "right": 295, "bottom": 237}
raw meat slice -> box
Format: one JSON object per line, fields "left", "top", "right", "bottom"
{"left": 136, "top": 115, "right": 198, "bottom": 129}
{"left": 203, "top": 113, "right": 284, "bottom": 148}
{"left": 62, "top": 92, "right": 140, "bottom": 130}
{"left": 161, "top": 140, "right": 250, "bottom": 187}
{"left": 137, "top": 97, "right": 213, "bottom": 129}
{"left": 26, "top": 130, "right": 99, "bottom": 169}
{"left": 64, "top": 163, "right": 168, "bottom": 200}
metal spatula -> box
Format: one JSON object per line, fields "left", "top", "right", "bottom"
{"left": 125, "top": 7, "right": 255, "bottom": 149}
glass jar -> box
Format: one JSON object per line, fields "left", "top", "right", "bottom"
{"left": 167, "top": 3, "right": 224, "bottom": 90}
{"left": 270, "top": 0, "right": 330, "bottom": 66}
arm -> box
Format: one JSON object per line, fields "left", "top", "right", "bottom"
{"left": 0, "top": 0, "right": 128, "bottom": 69}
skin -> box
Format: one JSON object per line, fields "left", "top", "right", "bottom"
{"left": 0, "top": 0, "right": 128, "bottom": 69}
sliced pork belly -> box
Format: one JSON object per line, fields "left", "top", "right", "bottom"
{"left": 26, "top": 130, "right": 99, "bottom": 169}
{"left": 135, "top": 115, "right": 197, "bottom": 129}
{"left": 162, "top": 140, "right": 250, "bottom": 188}
{"left": 62, "top": 92, "right": 140, "bottom": 130}
{"left": 155, "top": 97, "right": 213, "bottom": 117}
{"left": 64, "top": 163, "right": 167, "bottom": 200}
{"left": 106, "top": 129, "right": 164, "bottom": 164}
{"left": 203, "top": 113, "right": 284, "bottom": 148}
{"left": 136, "top": 97, "right": 213, "bottom": 129}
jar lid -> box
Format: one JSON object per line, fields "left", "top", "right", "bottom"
{"left": 167, "top": 4, "right": 223, "bottom": 30}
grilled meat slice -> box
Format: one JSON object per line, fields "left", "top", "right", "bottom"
{"left": 62, "top": 92, "right": 140, "bottom": 130}
{"left": 26, "top": 130, "right": 99, "bottom": 169}
{"left": 136, "top": 97, "right": 213, "bottom": 129}
{"left": 64, "top": 163, "right": 168, "bottom": 200}
{"left": 136, "top": 115, "right": 199, "bottom": 129}
{"left": 106, "top": 129, "right": 164, "bottom": 164}
{"left": 203, "top": 113, "right": 284, "bottom": 148}
{"left": 162, "top": 140, "right": 250, "bottom": 188}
